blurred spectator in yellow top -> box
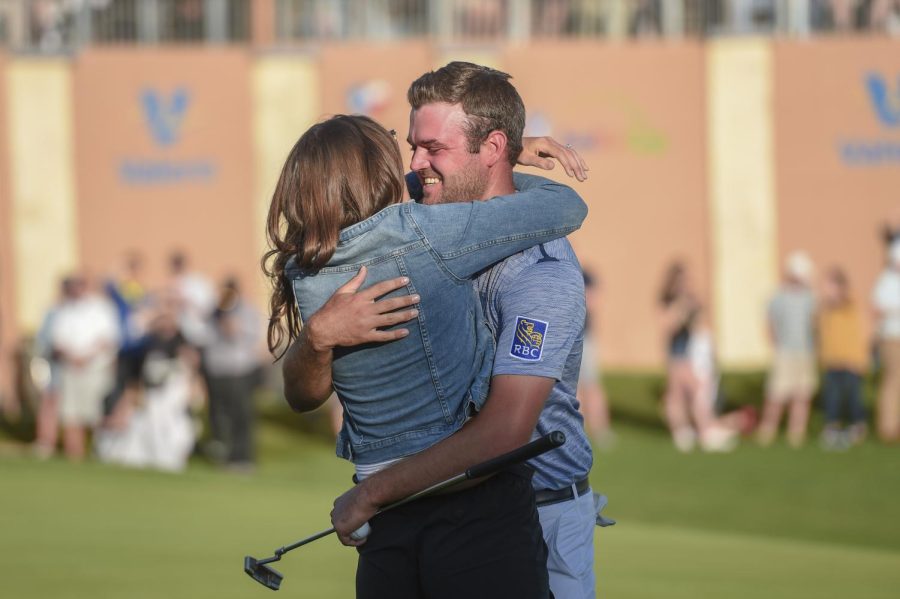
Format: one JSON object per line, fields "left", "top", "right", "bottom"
{"left": 818, "top": 267, "right": 868, "bottom": 450}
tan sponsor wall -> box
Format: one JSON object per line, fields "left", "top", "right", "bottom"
{"left": 252, "top": 55, "right": 320, "bottom": 311}
{"left": 4, "top": 39, "right": 898, "bottom": 373}
{"left": 432, "top": 50, "right": 503, "bottom": 71}
{"left": 72, "top": 48, "right": 256, "bottom": 298}
{"left": 7, "top": 58, "right": 79, "bottom": 334}
{"left": 774, "top": 38, "right": 900, "bottom": 349}
{"left": 503, "top": 41, "right": 710, "bottom": 369}
{"left": 314, "top": 42, "right": 709, "bottom": 367}
{"left": 319, "top": 41, "right": 434, "bottom": 172}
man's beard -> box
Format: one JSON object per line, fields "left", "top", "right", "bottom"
{"left": 435, "top": 160, "right": 489, "bottom": 204}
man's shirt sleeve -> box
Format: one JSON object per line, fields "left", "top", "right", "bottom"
{"left": 491, "top": 259, "right": 586, "bottom": 380}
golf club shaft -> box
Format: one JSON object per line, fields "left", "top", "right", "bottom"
{"left": 374, "top": 472, "right": 468, "bottom": 513}
{"left": 375, "top": 431, "right": 566, "bottom": 513}
{"left": 270, "top": 527, "right": 336, "bottom": 560}
{"left": 466, "top": 430, "right": 566, "bottom": 479}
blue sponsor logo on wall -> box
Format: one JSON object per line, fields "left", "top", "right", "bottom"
{"left": 866, "top": 73, "right": 900, "bottom": 128}
{"left": 838, "top": 72, "right": 900, "bottom": 166}
{"left": 141, "top": 87, "right": 190, "bottom": 146}
{"left": 119, "top": 86, "right": 217, "bottom": 185}
{"left": 345, "top": 80, "right": 391, "bottom": 117}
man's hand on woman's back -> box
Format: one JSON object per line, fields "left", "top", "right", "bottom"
{"left": 282, "top": 266, "right": 419, "bottom": 412}
{"left": 306, "top": 266, "right": 420, "bottom": 351}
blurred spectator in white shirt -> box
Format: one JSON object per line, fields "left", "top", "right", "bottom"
{"left": 96, "top": 295, "right": 200, "bottom": 472}
{"left": 167, "top": 250, "right": 216, "bottom": 347}
{"left": 30, "top": 277, "right": 75, "bottom": 458}
{"left": 50, "top": 274, "right": 120, "bottom": 460}
{"left": 872, "top": 241, "right": 900, "bottom": 442}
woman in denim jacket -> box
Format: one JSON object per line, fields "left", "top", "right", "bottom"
{"left": 264, "top": 115, "right": 587, "bottom": 472}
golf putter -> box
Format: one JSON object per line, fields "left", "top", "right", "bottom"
{"left": 245, "top": 430, "right": 567, "bottom": 590}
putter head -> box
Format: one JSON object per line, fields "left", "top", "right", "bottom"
{"left": 244, "top": 556, "right": 284, "bottom": 591}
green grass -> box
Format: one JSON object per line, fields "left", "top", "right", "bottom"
{"left": 1, "top": 384, "right": 899, "bottom": 598}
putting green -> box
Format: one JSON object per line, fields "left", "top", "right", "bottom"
{"left": 600, "top": 522, "right": 900, "bottom": 599}
{"left": 1, "top": 420, "right": 897, "bottom": 598}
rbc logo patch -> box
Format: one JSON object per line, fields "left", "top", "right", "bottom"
{"left": 511, "top": 316, "right": 548, "bottom": 361}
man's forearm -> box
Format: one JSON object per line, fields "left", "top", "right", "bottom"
{"left": 358, "top": 411, "right": 516, "bottom": 508}
{"left": 282, "top": 325, "right": 334, "bottom": 412}
{"left": 358, "top": 375, "right": 552, "bottom": 508}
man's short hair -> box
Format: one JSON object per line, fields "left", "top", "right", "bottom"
{"left": 407, "top": 61, "right": 525, "bottom": 166}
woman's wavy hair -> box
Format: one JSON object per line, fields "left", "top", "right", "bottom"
{"left": 262, "top": 115, "right": 405, "bottom": 357}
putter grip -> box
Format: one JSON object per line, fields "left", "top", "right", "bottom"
{"left": 465, "top": 431, "right": 566, "bottom": 480}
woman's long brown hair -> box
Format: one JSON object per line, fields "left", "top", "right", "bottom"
{"left": 262, "top": 115, "right": 405, "bottom": 357}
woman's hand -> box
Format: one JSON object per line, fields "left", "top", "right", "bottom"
{"left": 518, "top": 136, "right": 590, "bottom": 182}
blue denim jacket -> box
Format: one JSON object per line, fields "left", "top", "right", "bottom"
{"left": 287, "top": 173, "right": 587, "bottom": 464}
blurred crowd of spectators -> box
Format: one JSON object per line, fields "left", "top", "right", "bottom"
{"left": 810, "top": 0, "right": 900, "bottom": 32}
{"left": 278, "top": 0, "right": 900, "bottom": 40}
{"left": 655, "top": 216, "right": 900, "bottom": 453}
{"left": 5, "top": 0, "right": 899, "bottom": 53}
{"left": 2, "top": 0, "right": 250, "bottom": 51}
{"left": 3, "top": 227, "right": 899, "bottom": 466}
{"left": 24, "top": 250, "right": 263, "bottom": 472}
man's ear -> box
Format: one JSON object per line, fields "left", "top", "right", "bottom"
{"left": 481, "top": 130, "right": 508, "bottom": 168}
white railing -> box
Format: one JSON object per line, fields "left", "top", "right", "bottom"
{"left": 0, "top": 0, "right": 250, "bottom": 53}
{"left": 271, "top": 0, "right": 900, "bottom": 43}
{"left": 0, "top": 0, "right": 895, "bottom": 53}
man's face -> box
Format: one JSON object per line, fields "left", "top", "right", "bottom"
{"left": 408, "top": 102, "right": 489, "bottom": 205}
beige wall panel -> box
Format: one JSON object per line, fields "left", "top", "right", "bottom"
{"left": 72, "top": 48, "right": 256, "bottom": 300}
{"left": 0, "top": 52, "right": 14, "bottom": 398}
{"left": 707, "top": 39, "right": 778, "bottom": 368}
{"left": 319, "top": 41, "right": 434, "bottom": 171}
{"left": 7, "top": 59, "right": 79, "bottom": 334}
{"left": 432, "top": 50, "right": 503, "bottom": 71}
{"left": 252, "top": 55, "right": 320, "bottom": 309}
